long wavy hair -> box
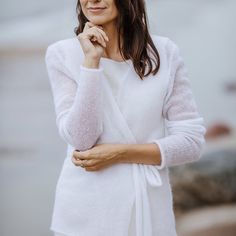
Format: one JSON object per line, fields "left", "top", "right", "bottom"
{"left": 74, "top": 0, "right": 161, "bottom": 80}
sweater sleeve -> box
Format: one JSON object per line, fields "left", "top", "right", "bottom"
{"left": 151, "top": 39, "right": 206, "bottom": 169}
{"left": 45, "top": 43, "right": 104, "bottom": 151}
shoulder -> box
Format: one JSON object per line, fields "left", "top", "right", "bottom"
{"left": 46, "top": 37, "right": 79, "bottom": 52}
{"left": 150, "top": 34, "right": 169, "bottom": 45}
{"left": 45, "top": 37, "right": 82, "bottom": 60}
{"left": 150, "top": 34, "right": 179, "bottom": 49}
{"left": 150, "top": 34, "right": 180, "bottom": 58}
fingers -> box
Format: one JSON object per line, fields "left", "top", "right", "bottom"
{"left": 72, "top": 150, "right": 90, "bottom": 160}
{"left": 83, "top": 21, "right": 95, "bottom": 31}
{"left": 72, "top": 150, "right": 99, "bottom": 166}
{"left": 85, "top": 161, "right": 107, "bottom": 171}
{"left": 71, "top": 155, "right": 111, "bottom": 172}
{"left": 85, "top": 159, "right": 114, "bottom": 172}
{"left": 71, "top": 150, "right": 109, "bottom": 170}
{"left": 71, "top": 154, "right": 101, "bottom": 168}
{"left": 96, "top": 27, "right": 109, "bottom": 42}
{"left": 79, "top": 28, "right": 106, "bottom": 48}
{"left": 85, "top": 164, "right": 105, "bottom": 172}
{"left": 84, "top": 22, "right": 105, "bottom": 33}
{"left": 71, "top": 147, "right": 114, "bottom": 171}
{"left": 81, "top": 22, "right": 109, "bottom": 47}
{"left": 89, "top": 30, "right": 106, "bottom": 47}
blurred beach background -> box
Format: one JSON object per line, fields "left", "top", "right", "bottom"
{"left": 0, "top": 0, "right": 236, "bottom": 235}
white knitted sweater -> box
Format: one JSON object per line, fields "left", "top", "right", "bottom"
{"left": 45, "top": 34, "right": 206, "bottom": 236}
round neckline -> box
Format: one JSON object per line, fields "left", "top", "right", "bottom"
{"left": 100, "top": 56, "right": 132, "bottom": 64}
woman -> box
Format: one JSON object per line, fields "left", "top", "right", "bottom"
{"left": 45, "top": 0, "right": 206, "bottom": 235}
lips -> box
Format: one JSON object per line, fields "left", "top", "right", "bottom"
{"left": 87, "top": 7, "right": 106, "bottom": 13}
{"left": 88, "top": 7, "right": 106, "bottom": 10}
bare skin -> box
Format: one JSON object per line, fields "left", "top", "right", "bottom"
{"left": 72, "top": 144, "right": 162, "bottom": 172}
{"left": 72, "top": 0, "right": 162, "bottom": 171}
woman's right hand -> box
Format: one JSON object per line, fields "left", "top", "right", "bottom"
{"left": 77, "top": 22, "right": 109, "bottom": 62}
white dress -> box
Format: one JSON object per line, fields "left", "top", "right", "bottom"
{"left": 45, "top": 34, "right": 206, "bottom": 236}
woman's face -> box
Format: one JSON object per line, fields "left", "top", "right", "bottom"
{"left": 80, "top": 0, "right": 118, "bottom": 26}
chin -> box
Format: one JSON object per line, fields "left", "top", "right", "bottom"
{"left": 88, "top": 17, "right": 108, "bottom": 26}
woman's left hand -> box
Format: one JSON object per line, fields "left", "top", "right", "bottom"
{"left": 71, "top": 144, "right": 124, "bottom": 171}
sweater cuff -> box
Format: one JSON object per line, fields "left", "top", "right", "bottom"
{"left": 80, "top": 65, "right": 104, "bottom": 73}
{"left": 77, "top": 65, "right": 104, "bottom": 83}
{"left": 151, "top": 140, "right": 166, "bottom": 170}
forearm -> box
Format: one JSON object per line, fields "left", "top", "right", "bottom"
{"left": 45, "top": 44, "right": 104, "bottom": 151}
{"left": 61, "top": 65, "right": 103, "bottom": 150}
{"left": 117, "top": 143, "right": 162, "bottom": 166}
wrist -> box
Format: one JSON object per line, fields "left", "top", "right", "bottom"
{"left": 116, "top": 143, "right": 162, "bottom": 165}
{"left": 116, "top": 144, "right": 133, "bottom": 164}
{"left": 82, "top": 57, "right": 100, "bottom": 69}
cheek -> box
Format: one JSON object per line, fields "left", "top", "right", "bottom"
{"left": 110, "top": 3, "right": 119, "bottom": 17}
{"left": 111, "top": 8, "right": 118, "bottom": 19}
{"left": 79, "top": 1, "right": 88, "bottom": 15}
{"left": 104, "top": 6, "right": 118, "bottom": 22}
{"left": 79, "top": 0, "right": 86, "bottom": 8}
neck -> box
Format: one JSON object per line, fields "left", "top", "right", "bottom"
{"left": 101, "top": 21, "right": 122, "bottom": 59}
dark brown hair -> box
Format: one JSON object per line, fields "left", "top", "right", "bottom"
{"left": 74, "top": 0, "right": 160, "bottom": 80}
